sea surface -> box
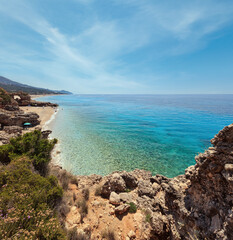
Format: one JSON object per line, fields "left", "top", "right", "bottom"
{"left": 37, "top": 94, "right": 233, "bottom": 178}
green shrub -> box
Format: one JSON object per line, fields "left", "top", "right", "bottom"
{"left": 0, "top": 157, "right": 64, "bottom": 239}
{"left": 128, "top": 202, "right": 137, "bottom": 213}
{"left": 0, "top": 144, "right": 13, "bottom": 164}
{"left": 0, "top": 130, "right": 57, "bottom": 175}
{"left": 145, "top": 213, "right": 151, "bottom": 223}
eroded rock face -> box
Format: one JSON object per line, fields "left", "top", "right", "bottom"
{"left": 101, "top": 173, "right": 126, "bottom": 198}
{"left": 181, "top": 123, "right": 233, "bottom": 240}
{"left": 49, "top": 123, "right": 233, "bottom": 240}
{"left": 0, "top": 109, "right": 40, "bottom": 127}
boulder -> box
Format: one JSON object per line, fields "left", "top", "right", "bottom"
{"left": 150, "top": 212, "right": 170, "bottom": 238}
{"left": 138, "top": 180, "right": 155, "bottom": 198}
{"left": 101, "top": 173, "right": 126, "bottom": 198}
{"left": 109, "top": 192, "right": 121, "bottom": 205}
{"left": 41, "top": 130, "right": 52, "bottom": 139}
{"left": 0, "top": 109, "right": 40, "bottom": 127}
{"left": 3, "top": 126, "right": 23, "bottom": 134}
{"left": 120, "top": 171, "right": 138, "bottom": 188}
{"left": 115, "top": 204, "right": 130, "bottom": 215}
{"left": 119, "top": 192, "right": 131, "bottom": 203}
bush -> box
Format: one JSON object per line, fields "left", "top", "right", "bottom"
{"left": 0, "top": 130, "right": 57, "bottom": 175}
{"left": 128, "top": 202, "right": 137, "bottom": 213}
{"left": 0, "top": 157, "right": 64, "bottom": 239}
{"left": 145, "top": 213, "right": 151, "bottom": 223}
{"left": 70, "top": 176, "right": 79, "bottom": 186}
{"left": 0, "top": 144, "right": 12, "bottom": 164}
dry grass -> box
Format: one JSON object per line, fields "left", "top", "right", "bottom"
{"left": 94, "top": 185, "right": 102, "bottom": 196}
{"left": 101, "top": 228, "right": 116, "bottom": 240}
{"left": 70, "top": 176, "right": 79, "bottom": 186}
{"left": 60, "top": 171, "right": 71, "bottom": 190}
{"left": 67, "top": 227, "right": 89, "bottom": 240}
{"left": 82, "top": 188, "right": 90, "bottom": 201}
{"left": 58, "top": 202, "right": 70, "bottom": 218}
{"left": 73, "top": 192, "right": 77, "bottom": 202}
{"left": 77, "top": 199, "right": 88, "bottom": 223}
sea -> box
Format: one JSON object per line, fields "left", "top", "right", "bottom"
{"left": 36, "top": 94, "right": 233, "bottom": 178}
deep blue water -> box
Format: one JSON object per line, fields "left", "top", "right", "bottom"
{"left": 37, "top": 94, "right": 233, "bottom": 177}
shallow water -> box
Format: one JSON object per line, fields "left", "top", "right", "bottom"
{"left": 37, "top": 94, "right": 233, "bottom": 177}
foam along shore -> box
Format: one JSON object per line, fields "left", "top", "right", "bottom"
{"left": 20, "top": 105, "right": 57, "bottom": 131}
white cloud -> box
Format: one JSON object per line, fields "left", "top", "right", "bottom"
{"left": 0, "top": 0, "right": 233, "bottom": 93}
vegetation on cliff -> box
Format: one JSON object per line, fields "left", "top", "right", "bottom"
{"left": 0, "top": 88, "right": 12, "bottom": 106}
{"left": 0, "top": 130, "right": 64, "bottom": 239}
{"left": 0, "top": 130, "right": 57, "bottom": 175}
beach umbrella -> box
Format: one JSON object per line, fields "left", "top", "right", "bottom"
{"left": 23, "top": 122, "right": 31, "bottom": 126}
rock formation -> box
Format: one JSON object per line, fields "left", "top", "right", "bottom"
{"left": 0, "top": 88, "right": 19, "bottom": 111}
{"left": 0, "top": 88, "right": 58, "bottom": 145}
{"left": 9, "top": 91, "right": 58, "bottom": 107}
{"left": 49, "top": 123, "right": 233, "bottom": 240}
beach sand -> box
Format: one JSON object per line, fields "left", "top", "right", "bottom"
{"left": 20, "top": 106, "right": 56, "bottom": 130}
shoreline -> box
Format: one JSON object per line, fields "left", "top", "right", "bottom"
{"left": 20, "top": 106, "right": 57, "bottom": 131}
{"left": 21, "top": 98, "right": 63, "bottom": 166}
{"left": 31, "top": 93, "right": 67, "bottom": 100}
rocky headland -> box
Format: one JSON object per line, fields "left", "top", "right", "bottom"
{"left": 49, "top": 123, "right": 233, "bottom": 240}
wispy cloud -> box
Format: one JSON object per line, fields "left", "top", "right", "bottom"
{"left": 0, "top": 0, "right": 233, "bottom": 93}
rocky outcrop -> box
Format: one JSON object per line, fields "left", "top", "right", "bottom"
{"left": 0, "top": 88, "right": 19, "bottom": 111}
{"left": 51, "top": 123, "right": 233, "bottom": 240}
{"left": 9, "top": 91, "right": 58, "bottom": 107}
{"left": 29, "top": 100, "right": 58, "bottom": 107}
{"left": 0, "top": 109, "right": 40, "bottom": 127}
{"left": 0, "top": 88, "right": 59, "bottom": 145}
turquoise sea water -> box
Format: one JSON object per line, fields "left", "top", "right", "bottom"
{"left": 37, "top": 94, "right": 233, "bottom": 178}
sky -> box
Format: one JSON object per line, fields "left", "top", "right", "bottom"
{"left": 0, "top": 0, "right": 233, "bottom": 94}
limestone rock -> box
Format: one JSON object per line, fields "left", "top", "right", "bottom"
{"left": 152, "top": 182, "right": 161, "bottom": 193}
{"left": 120, "top": 171, "right": 138, "bottom": 188}
{"left": 109, "top": 192, "right": 121, "bottom": 205}
{"left": 150, "top": 212, "right": 170, "bottom": 238}
{"left": 101, "top": 173, "right": 126, "bottom": 198}
{"left": 3, "top": 126, "right": 23, "bottom": 134}
{"left": 127, "top": 230, "right": 136, "bottom": 239}
{"left": 138, "top": 180, "right": 155, "bottom": 198}
{"left": 119, "top": 192, "right": 131, "bottom": 203}
{"left": 115, "top": 204, "right": 130, "bottom": 215}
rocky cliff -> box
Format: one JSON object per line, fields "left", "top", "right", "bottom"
{"left": 50, "top": 124, "right": 233, "bottom": 240}
{"left": 0, "top": 88, "right": 57, "bottom": 145}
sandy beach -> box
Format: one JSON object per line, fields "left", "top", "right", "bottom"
{"left": 20, "top": 106, "right": 57, "bottom": 130}
{"left": 30, "top": 94, "right": 64, "bottom": 100}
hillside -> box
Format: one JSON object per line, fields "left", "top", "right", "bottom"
{"left": 0, "top": 76, "right": 72, "bottom": 95}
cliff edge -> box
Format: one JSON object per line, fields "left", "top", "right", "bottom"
{"left": 50, "top": 124, "right": 233, "bottom": 239}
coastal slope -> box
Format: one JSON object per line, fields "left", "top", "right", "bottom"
{"left": 50, "top": 123, "right": 233, "bottom": 240}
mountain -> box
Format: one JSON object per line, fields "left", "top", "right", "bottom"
{"left": 0, "top": 76, "right": 72, "bottom": 95}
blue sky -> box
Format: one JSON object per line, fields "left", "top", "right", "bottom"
{"left": 0, "top": 0, "right": 233, "bottom": 94}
